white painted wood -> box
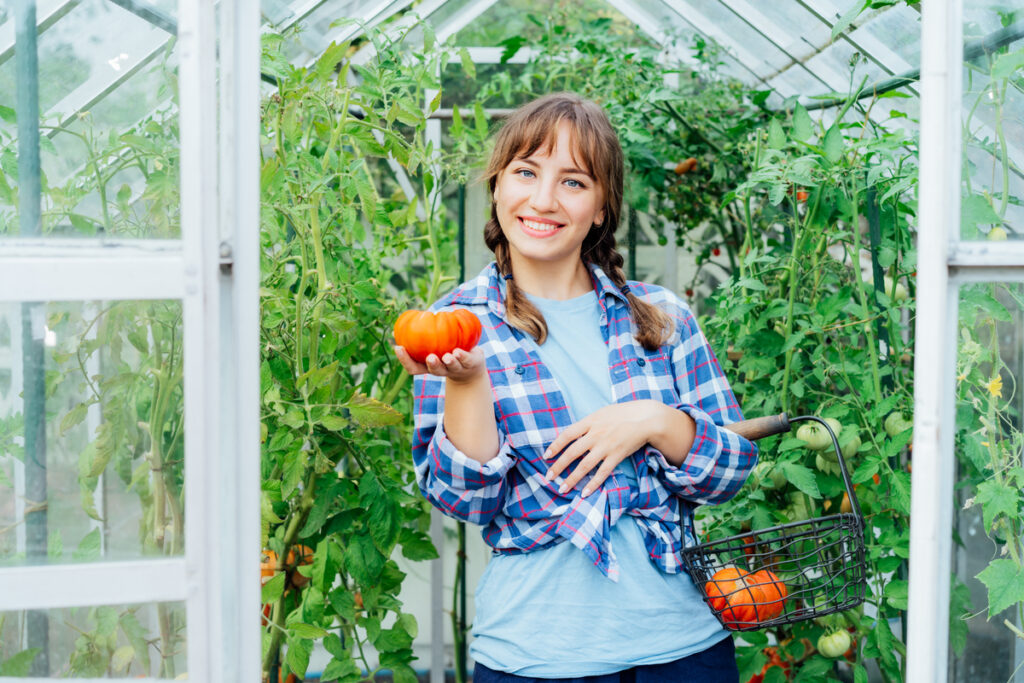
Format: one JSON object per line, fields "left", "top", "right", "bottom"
{"left": 0, "top": 558, "right": 187, "bottom": 610}
{"left": 907, "top": 1, "right": 962, "bottom": 681}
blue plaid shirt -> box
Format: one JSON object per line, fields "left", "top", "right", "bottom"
{"left": 410, "top": 261, "right": 757, "bottom": 581}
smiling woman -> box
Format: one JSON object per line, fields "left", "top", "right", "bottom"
{"left": 392, "top": 92, "right": 757, "bottom": 682}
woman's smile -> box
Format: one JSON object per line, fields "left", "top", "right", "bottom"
{"left": 518, "top": 216, "right": 565, "bottom": 237}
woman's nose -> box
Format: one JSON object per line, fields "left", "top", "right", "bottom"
{"left": 529, "top": 181, "right": 559, "bottom": 212}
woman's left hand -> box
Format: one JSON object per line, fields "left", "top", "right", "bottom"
{"left": 544, "top": 400, "right": 669, "bottom": 497}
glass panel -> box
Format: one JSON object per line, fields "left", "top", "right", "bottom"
{"left": 0, "top": 0, "right": 179, "bottom": 238}
{"left": 0, "top": 601, "right": 187, "bottom": 677}
{"left": 952, "top": 282, "right": 1024, "bottom": 681}
{"left": 0, "top": 301, "right": 185, "bottom": 567}
{"left": 450, "top": 0, "right": 651, "bottom": 48}
{"left": 960, "top": 4, "right": 1023, "bottom": 242}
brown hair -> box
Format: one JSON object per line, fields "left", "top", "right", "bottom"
{"left": 482, "top": 92, "right": 673, "bottom": 350}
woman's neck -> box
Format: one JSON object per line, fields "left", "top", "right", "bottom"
{"left": 507, "top": 256, "right": 593, "bottom": 301}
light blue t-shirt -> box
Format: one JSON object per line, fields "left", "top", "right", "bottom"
{"left": 469, "top": 288, "right": 729, "bottom": 677}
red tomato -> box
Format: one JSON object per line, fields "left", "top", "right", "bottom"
{"left": 393, "top": 309, "right": 482, "bottom": 363}
{"left": 705, "top": 566, "right": 789, "bottom": 628}
{"left": 796, "top": 189, "right": 809, "bottom": 202}
{"left": 712, "top": 247, "right": 721, "bottom": 256}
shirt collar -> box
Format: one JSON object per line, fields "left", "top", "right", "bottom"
{"left": 448, "top": 261, "right": 631, "bottom": 316}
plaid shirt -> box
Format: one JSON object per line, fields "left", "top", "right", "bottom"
{"left": 411, "top": 262, "right": 757, "bottom": 581}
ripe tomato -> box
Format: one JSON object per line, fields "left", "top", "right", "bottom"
{"left": 747, "top": 569, "right": 788, "bottom": 619}
{"left": 286, "top": 544, "right": 314, "bottom": 589}
{"left": 818, "top": 629, "right": 853, "bottom": 658}
{"left": 796, "top": 189, "right": 809, "bottom": 202}
{"left": 705, "top": 566, "right": 788, "bottom": 628}
{"left": 747, "top": 646, "right": 789, "bottom": 683}
{"left": 260, "top": 549, "right": 278, "bottom": 585}
{"left": 393, "top": 308, "right": 482, "bottom": 364}
{"left": 674, "top": 157, "right": 698, "bottom": 175}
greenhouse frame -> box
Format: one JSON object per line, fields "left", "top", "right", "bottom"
{"left": 0, "top": 0, "right": 1022, "bottom": 681}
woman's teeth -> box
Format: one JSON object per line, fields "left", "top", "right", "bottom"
{"left": 522, "top": 218, "right": 560, "bottom": 232}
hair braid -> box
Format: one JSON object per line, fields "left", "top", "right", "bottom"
{"left": 488, "top": 220, "right": 549, "bottom": 345}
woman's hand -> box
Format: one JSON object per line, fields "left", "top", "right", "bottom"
{"left": 394, "top": 345, "right": 486, "bottom": 385}
{"left": 544, "top": 400, "right": 695, "bottom": 496}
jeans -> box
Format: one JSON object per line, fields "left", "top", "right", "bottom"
{"left": 472, "top": 634, "right": 739, "bottom": 683}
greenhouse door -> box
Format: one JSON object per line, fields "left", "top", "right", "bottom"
{"left": 0, "top": 1, "right": 259, "bottom": 680}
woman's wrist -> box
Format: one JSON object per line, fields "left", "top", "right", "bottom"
{"left": 648, "top": 402, "right": 696, "bottom": 467}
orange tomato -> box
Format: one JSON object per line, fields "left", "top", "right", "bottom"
{"left": 674, "top": 157, "right": 698, "bottom": 174}
{"left": 705, "top": 566, "right": 789, "bottom": 628}
{"left": 260, "top": 549, "right": 278, "bottom": 585}
{"left": 393, "top": 309, "right": 482, "bottom": 364}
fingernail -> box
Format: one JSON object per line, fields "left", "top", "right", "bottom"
{"left": 544, "top": 471, "right": 553, "bottom": 481}
{"left": 543, "top": 449, "right": 551, "bottom": 458}
{"left": 582, "top": 487, "right": 592, "bottom": 497}
{"left": 558, "top": 483, "right": 568, "bottom": 494}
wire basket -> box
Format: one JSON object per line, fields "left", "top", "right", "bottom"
{"left": 681, "top": 415, "right": 868, "bottom": 631}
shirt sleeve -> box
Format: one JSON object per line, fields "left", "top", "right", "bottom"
{"left": 647, "top": 300, "right": 758, "bottom": 505}
{"left": 411, "top": 371, "right": 516, "bottom": 525}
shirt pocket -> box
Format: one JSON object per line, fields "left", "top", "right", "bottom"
{"left": 618, "top": 350, "right": 679, "bottom": 404}
{"left": 487, "top": 362, "right": 570, "bottom": 451}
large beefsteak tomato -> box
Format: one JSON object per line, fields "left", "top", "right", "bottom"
{"left": 393, "top": 308, "right": 482, "bottom": 363}
{"left": 705, "top": 566, "right": 788, "bottom": 628}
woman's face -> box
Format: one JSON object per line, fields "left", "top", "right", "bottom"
{"left": 493, "top": 121, "right": 605, "bottom": 270}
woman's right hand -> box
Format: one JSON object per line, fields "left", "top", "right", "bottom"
{"left": 394, "top": 345, "right": 487, "bottom": 385}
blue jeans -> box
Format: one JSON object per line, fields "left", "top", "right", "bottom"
{"left": 472, "top": 634, "right": 738, "bottom": 683}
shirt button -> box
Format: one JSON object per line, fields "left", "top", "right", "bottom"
{"left": 636, "top": 358, "right": 646, "bottom": 367}
{"left": 514, "top": 365, "right": 525, "bottom": 375}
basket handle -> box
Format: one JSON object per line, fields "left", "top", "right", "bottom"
{"left": 724, "top": 413, "right": 791, "bottom": 441}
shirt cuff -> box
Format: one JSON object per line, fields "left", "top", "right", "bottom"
{"left": 428, "top": 422, "right": 518, "bottom": 489}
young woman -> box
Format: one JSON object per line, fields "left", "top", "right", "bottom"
{"left": 394, "top": 92, "right": 756, "bottom": 683}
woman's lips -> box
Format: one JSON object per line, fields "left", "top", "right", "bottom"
{"left": 518, "top": 216, "right": 564, "bottom": 238}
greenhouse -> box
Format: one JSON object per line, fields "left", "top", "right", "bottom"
{"left": 0, "top": 0, "right": 1022, "bottom": 681}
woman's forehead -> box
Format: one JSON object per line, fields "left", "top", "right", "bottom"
{"left": 511, "top": 123, "right": 590, "bottom": 171}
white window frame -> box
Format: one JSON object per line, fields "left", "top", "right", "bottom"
{"left": 0, "top": 0, "right": 259, "bottom": 680}
{"left": 909, "top": 0, "right": 1024, "bottom": 680}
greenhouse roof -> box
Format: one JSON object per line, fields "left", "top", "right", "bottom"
{"left": 1, "top": 0, "right": 932, "bottom": 126}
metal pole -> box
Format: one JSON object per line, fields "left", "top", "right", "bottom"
{"left": 13, "top": 0, "right": 48, "bottom": 675}
{"left": 907, "top": 0, "right": 962, "bottom": 680}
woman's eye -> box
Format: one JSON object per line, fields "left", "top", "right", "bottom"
{"left": 516, "top": 168, "right": 535, "bottom": 179}
{"left": 565, "top": 178, "right": 584, "bottom": 189}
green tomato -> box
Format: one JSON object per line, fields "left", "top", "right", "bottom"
{"left": 988, "top": 226, "right": 1008, "bottom": 241}
{"left": 840, "top": 433, "right": 861, "bottom": 460}
{"left": 882, "top": 275, "right": 909, "bottom": 302}
{"left": 818, "top": 630, "right": 852, "bottom": 658}
{"left": 815, "top": 452, "right": 841, "bottom": 476}
{"left": 823, "top": 417, "right": 843, "bottom": 438}
{"left": 796, "top": 422, "right": 831, "bottom": 451}
{"left": 752, "top": 461, "right": 786, "bottom": 490}
{"left": 885, "top": 412, "right": 913, "bottom": 438}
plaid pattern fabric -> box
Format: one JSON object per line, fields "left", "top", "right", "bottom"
{"left": 411, "top": 261, "right": 757, "bottom": 581}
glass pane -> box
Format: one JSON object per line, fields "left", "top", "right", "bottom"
{"left": 0, "top": 601, "right": 187, "bottom": 678}
{"left": 0, "top": 300, "right": 185, "bottom": 567}
{"left": 959, "top": 3, "right": 1024, "bottom": 242}
{"left": 952, "top": 281, "right": 1024, "bottom": 681}
{"left": 0, "top": 0, "right": 180, "bottom": 238}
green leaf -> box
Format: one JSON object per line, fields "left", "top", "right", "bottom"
{"left": 344, "top": 532, "right": 385, "bottom": 585}
{"left": 976, "top": 558, "right": 1024, "bottom": 617}
{"left": 778, "top": 462, "right": 821, "bottom": 499}
{"left": 262, "top": 572, "right": 287, "bottom": 604}
{"left": 949, "top": 577, "right": 972, "bottom": 656}
{"left": 399, "top": 528, "right": 438, "bottom": 561}
{"left": 458, "top": 47, "right": 476, "bottom": 80}
{"left": 832, "top": 0, "right": 869, "bottom": 41}
{"left": 853, "top": 664, "right": 868, "bottom": 683}
{"left": 290, "top": 622, "right": 328, "bottom": 639}
{"left": 823, "top": 124, "right": 844, "bottom": 163}
{"left": 0, "top": 649, "right": 40, "bottom": 676}
{"left": 321, "top": 656, "right": 360, "bottom": 681}
{"left": 119, "top": 611, "right": 151, "bottom": 671}
{"left": 792, "top": 103, "right": 813, "bottom": 141}
{"left": 111, "top": 645, "right": 135, "bottom": 673}
{"left": 884, "top": 579, "right": 908, "bottom": 610}
{"left": 47, "top": 529, "right": 63, "bottom": 559}
{"left": 992, "top": 48, "right": 1024, "bottom": 79}
{"left": 767, "top": 118, "right": 786, "bottom": 149}
{"left": 794, "top": 655, "right": 834, "bottom": 681}
{"left": 72, "top": 528, "right": 102, "bottom": 561}
{"left": 0, "top": 105, "right": 16, "bottom": 124}
{"left": 345, "top": 392, "right": 403, "bottom": 427}
{"left": 60, "top": 403, "right": 89, "bottom": 435}
{"left": 961, "top": 193, "right": 1002, "bottom": 231}
{"left": 974, "top": 479, "right": 1020, "bottom": 533}
{"left": 286, "top": 635, "right": 313, "bottom": 678}
{"left": 890, "top": 469, "right": 911, "bottom": 515}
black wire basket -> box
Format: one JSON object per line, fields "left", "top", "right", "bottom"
{"left": 681, "top": 415, "right": 868, "bottom": 631}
